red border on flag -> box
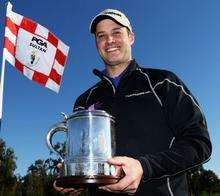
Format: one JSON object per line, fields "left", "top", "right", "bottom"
{"left": 4, "top": 37, "right": 15, "bottom": 56}
{"left": 55, "top": 49, "right": 66, "bottom": 65}
{"left": 33, "top": 71, "right": 48, "bottom": 85}
{"left": 49, "top": 69, "right": 61, "bottom": 84}
{"left": 15, "top": 59, "right": 24, "bottom": 72}
{"left": 48, "top": 32, "right": 58, "bottom": 47}
{"left": 5, "top": 17, "right": 18, "bottom": 36}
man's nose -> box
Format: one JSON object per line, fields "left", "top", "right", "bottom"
{"left": 106, "top": 35, "right": 115, "bottom": 43}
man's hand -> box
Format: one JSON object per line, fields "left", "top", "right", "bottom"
{"left": 53, "top": 180, "right": 83, "bottom": 196}
{"left": 99, "top": 156, "right": 143, "bottom": 195}
{"left": 53, "top": 163, "right": 84, "bottom": 196}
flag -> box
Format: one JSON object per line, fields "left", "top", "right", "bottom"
{"left": 3, "top": 2, "right": 69, "bottom": 93}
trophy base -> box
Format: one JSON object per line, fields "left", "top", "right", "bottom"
{"left": 56, "top": 175, "right": 120, "bottom": 188}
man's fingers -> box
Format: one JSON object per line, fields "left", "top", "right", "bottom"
{"left": 54, "top": 162, "right": 63, "bottom": 178}
{"left": 53, "top": 180, "right": 84, "bottom": 195}
{"left": 100, "top": 175, "right": 131, "bottom": 192}
{"left": 68, "top": 190, "right": 83, "bottom": 196}
{"left": 107, "top": 156, "right": 125, "bottom": 165}
{"left": 57, "top": 162, "right": 63, "bottom": 169}
{"left": 61, "top": 188, "right": 75, "bottom": 193}
{"left": 53, "top": 163, "right": 85, "bottom": 195}
{"left": 113, "top": 165, "right": 124, "bottom": 177}
{"left": 53, "top": 180, "right": 64, "bottom": 192}
{"left": 67, "top": 188, "right": 84, "bottom": 196}
{"left": 99, "top": 156, "right": 142, "bottom": 195}
{"left": 57, "top": 187, "right": 83, "bottom": 195}
{"left": 123, "top": 186, "right": 137, "bottom": 195}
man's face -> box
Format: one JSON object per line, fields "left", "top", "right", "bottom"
{"left": 95, "top": 19, "right": 134, "bottom": 67}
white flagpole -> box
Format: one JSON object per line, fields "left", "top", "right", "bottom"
{"left": 0, "top": 55, "right": 6, "bottom": 122}
{"left": 0, "top": 2, "right": 11, "bottom": 128}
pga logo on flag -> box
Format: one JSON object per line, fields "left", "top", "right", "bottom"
{"left": 4, "top": 2, "right": 69, "bottom": 93}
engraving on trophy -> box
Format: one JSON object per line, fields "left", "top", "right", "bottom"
{"left": 75, "top": 163, "right": 84, "bottom": 176}
{"left": 80, "top": 128, "right": 89, "bottom": 155}
{"left": 98, "top": 163, "right": 105, "bottom": 175}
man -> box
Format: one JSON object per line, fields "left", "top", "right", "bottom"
{"left": 55, "top": 9, "right": 212, "bottom": 195}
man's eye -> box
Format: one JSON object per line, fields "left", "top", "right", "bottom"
{"left": 113, "top": 31, "right": 121, "bottom": 35}
{"left": 97, "top": 34, "right": 105, "bottom": 39}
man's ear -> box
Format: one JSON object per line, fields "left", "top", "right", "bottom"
{"left": 129, "top": 32, "right": 135, "bottom": 46}
{"left": 95, "top": 36, "right": 99, "bottom": 50}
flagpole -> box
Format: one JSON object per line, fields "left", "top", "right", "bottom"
{"left": 0, "top": 55, "right": 6, "bottom": 122}
{"left": 0, "top": 2, "right": 10, "bottom": 129}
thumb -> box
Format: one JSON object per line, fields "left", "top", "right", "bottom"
{"left": 107, "top": 156, "right": 126, "bottom": 166}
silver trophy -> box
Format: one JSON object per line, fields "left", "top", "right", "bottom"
{"left": 46, "top": 110, "right": 119, "bottom": 187}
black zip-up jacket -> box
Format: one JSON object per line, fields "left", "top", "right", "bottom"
{"left": 73, "top": 59, "right": 212, "bottom": 196}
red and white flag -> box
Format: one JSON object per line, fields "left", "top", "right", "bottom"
{"left": 3, "top": 2, "right": 69, "bottom": 93}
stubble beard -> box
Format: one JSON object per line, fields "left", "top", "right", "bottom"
{"left": 103, "top": 59, "right": 122, "bottom": 67}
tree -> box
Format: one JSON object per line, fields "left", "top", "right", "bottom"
{"left": 0, "top": 138, "right": 17, "bottom": 195}
{"left": 19, "top": 141, "right": 66, "bottom": 196}
{"left": 189, "top": 167, "right": 220, "bottom": 196}
{"left": 200, "top": 169, "right": 219, "bottom": 196}
{"left": 189, "top": 168, "right": 202, "bottom": 196}
{"left": 21, "top": 159, "right": 60, "bottom": 196}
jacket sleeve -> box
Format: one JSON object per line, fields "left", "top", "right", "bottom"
{"left": 72, "top": 83, "right": 100, "bottom": 112}
{"left": 138, "top": 72, "right": 212, "bottom": 181}
{"left": 72, "top": 93, "right": 87, "bottom": 112}
{"left": 72, "top": 86, "right": 96, "bottom": 112}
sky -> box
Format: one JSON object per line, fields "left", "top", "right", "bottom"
{"left": 0, "top": 0, "right": 219, "bottom": 178}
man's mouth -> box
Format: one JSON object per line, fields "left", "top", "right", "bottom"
{"left": 106, "top": 46, "right": 120, "bottom": 52}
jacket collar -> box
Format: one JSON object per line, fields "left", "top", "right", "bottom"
{"left": 93, "top": 59, "right": 139, "bottom": 80}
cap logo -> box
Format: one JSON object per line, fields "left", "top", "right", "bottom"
{"left": 103, "top": 11, "right": 122, "bottom": 17}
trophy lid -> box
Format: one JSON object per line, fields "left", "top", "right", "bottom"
{"left": 67, "top": 110, "right": 115, "bottom": 122}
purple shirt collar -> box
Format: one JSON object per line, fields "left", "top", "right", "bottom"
{"left": 102, "top": 67, "right": 128, "bottom": 88}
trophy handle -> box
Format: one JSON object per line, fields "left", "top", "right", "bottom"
{"left": 46, "top": 122, "right": 68, "bottom": 161}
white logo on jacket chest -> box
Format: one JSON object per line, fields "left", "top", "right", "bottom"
{"left": 125, "top": 91, "right": 151, "bottom": 98}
